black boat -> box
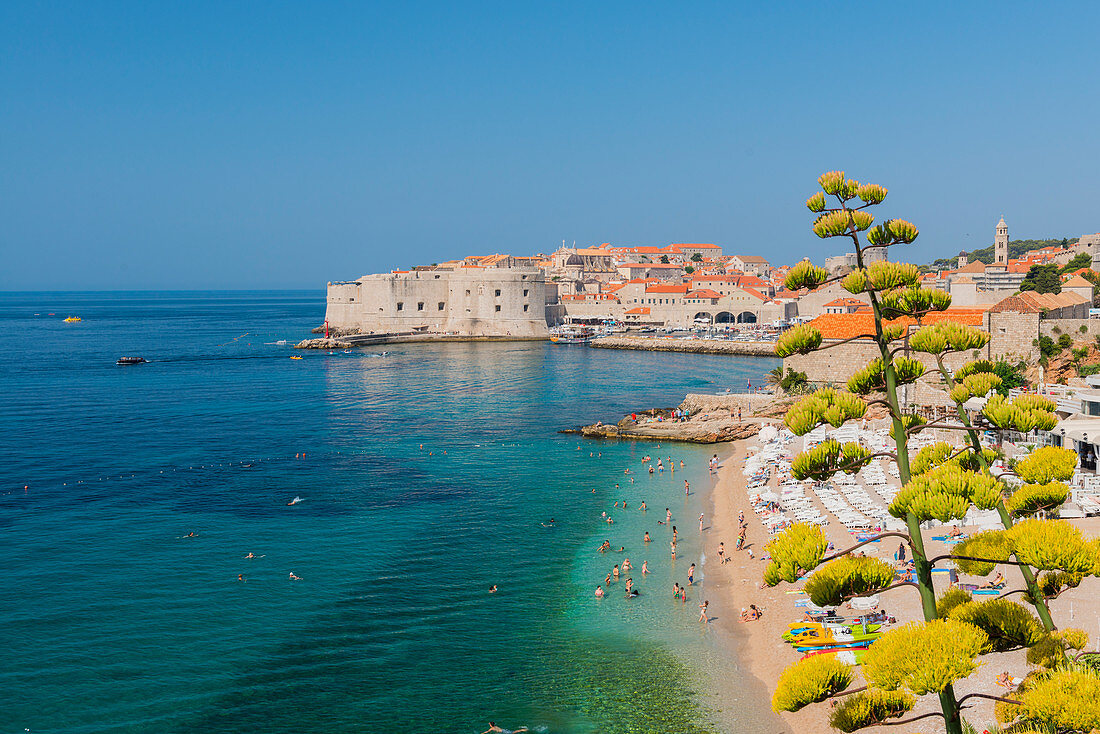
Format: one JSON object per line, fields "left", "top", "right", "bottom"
{"left": 116, "top": 356, "right": 147, "bottom": 365}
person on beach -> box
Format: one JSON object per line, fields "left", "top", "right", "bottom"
{"left": 594, "top": 586, "right": 604, "bottom": 598}
{"left": 699, "top": 600, "right": 709, "bottom": 623}
{"left": 612, "top": 565, "right": 620, "bottom": 580}
{"left": 740, "top": 604, "right": 760, "bottom": 622}
{"left": 641, "top": 561, "right": 649, "bottom": 574}
{"left": 684, "top": 480, "right": 689, "bottom": 496}
{"left": 738, "top": 407, "right": 742, "bottom": 421}
{"left": 644, "top": 531, "right": 651, "bottom": 543}
{"left": 670, "top": 540, "right": 676, "bottom": 559}
{"left": 673, "top": 582, "right": 681, "bottom": 600}
{"left": 687, "top": 563, "right": 695, "bottom": 585}
{"left": 896, "top": 542, "right": 906, "bottom": 563}
{"left": 717, "top": 542, "right": 725, "bottom": 564}
{"left": 699, "top": 513, "right": 704, "bottom": 531}
{"left": 738, "top": 510, "right": 744, "bottom": 527}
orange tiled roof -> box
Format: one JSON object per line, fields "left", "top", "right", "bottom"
{"left": 625, "top": 307, "right": 651, "bottom": 315}
{"left": 823, "top": 297, "right": 866, "bottom": 308}
{"left": 809, "top": 309, "right": 987, "bottom": 340}
{"left": 686, "top": 289, "right": 722, "bottom": 298}
{"left": 645, "top": 284, "right": 690, "bottom": 294}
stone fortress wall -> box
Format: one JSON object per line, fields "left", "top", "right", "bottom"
{"left": 325, "top": 268, "right": 557, "bottom": 337}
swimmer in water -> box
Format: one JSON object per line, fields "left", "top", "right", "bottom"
{"left": 245, "top": 552, "right": 255, "bottom": 559}
{"left": 595, "top": 586, "right": 604, "bottom": 598}
{"left": 612, "top": 565, "right": 620, "bottom": 579}
{"left": 673, "top": 582, "right": 681, "bottom": 600}
{"left": 482, "top": 723, "right": 528, "bottom": 734}
{"left": 640, "top": 501, "right": 647, "bottom": 511}
{"left": 489, "top": 585, "right": 498, "bottom": 593}
{"left": 644, "top": 531, "right": 651, "bottom": 543}
{"left": 289, "top": 572, "right": 301, "bottom": 581}
{"left": 238, "top": 574, "right": 244, "bottom": 582}
{"left": 624, "top": 577, "right": 633, "bottom": 595}
{"left": 604, "top": 572, "right": 612, "bottom": 586}
{"left": 641, "top": 561, "right": 649, "bottom": 574}
{"left": 666, "top": 508, "right": 672, "bottom": 523}
{"left": 622, "top": 558, "right": 631, "bottom": 571}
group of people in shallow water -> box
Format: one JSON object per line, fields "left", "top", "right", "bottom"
{"left": 590, "top": 455, "right": 711, "bottom": 623}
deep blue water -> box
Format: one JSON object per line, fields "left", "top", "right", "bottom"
{"left": 0, "top": 291, "right": 781, "bottom": 734}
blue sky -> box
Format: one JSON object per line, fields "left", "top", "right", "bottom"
{"left": 2, "top": 2, "right": 1098, "bottom": 290}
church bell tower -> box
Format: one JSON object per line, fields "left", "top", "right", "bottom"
{"left": 995, "top": 216, "right": 1009, "bottom": 265}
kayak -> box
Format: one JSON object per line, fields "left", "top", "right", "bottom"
{"left": 802, "top": 648, "right": 868, "bottom": 665}
{"left": 792, "top": 639, "right": 877, "bottom": 653}
{"left": 783, "top": 623, "right": 881, "bottom": 641}
{"left": 789, "top": 629, "right": 881, "bottom": 646}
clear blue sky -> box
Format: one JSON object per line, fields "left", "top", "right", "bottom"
{"left": 2, "top": 2, "right": 1098, "bottom": 290}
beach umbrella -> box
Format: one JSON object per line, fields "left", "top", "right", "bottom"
{"left": 759, "top": 424, "right": 779, "bottom": 443}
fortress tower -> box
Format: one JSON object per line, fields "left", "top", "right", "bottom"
{"left": 995, "top": 216, "right": 1009, "bottom": 265}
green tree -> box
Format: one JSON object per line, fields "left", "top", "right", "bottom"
{"left": 1019, "top": 264, "right": 1063, "bottom": 294}
{"left": 660, "top": 255, "right": 670, "bottom": 264}
{"left": 684, "top": 265, "right": 695, "bottom": 274}
{"left": 691, "top": 252, "right": 703, "bottom": 262}
{"left": 771, "top": 172, "right": 1100, "bottom": 734}
{"left": 991, "top": 360, "right": 1025, "bottom": 396}
{"left": 1062, "top": 252, "right": 1092, "bottom": 273}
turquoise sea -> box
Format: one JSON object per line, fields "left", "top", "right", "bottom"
{"left": 1, "top": 291, "right": 783, "bottom": 734}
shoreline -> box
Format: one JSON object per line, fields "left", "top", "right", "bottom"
{"left": 591, "top": 336, "right": 778, "bottom": 356}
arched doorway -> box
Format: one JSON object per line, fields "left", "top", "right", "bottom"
{"left": 715, "top": 311, "right": 734, "bottom": 323}
{"left": 736, "top": 311, "right": 757, "bottom": 324}
{"left": 693, "top": 312, "right": 713, "bottom": 323}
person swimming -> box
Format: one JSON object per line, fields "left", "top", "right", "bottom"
{"left": 482, "top": 722, "right": 528, "bottom": 734}
{"left": 287, "top": 496, "right": 303, "bottom": 506}
{"left": 489, "top": 585, "right": 498, "bottom": 593}
{"left": 289, "top": 572, "right": 301, "bottom": 581}
{"left": 644, "top": 531, "right": 651, "bottom": 543}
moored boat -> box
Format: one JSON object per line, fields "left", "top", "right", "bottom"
{"left": 116, "top": 356, "right": 147, "bottom": 365}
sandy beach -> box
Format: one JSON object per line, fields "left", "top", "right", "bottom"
{"left": 705, "top": 428, "right": 1100, "bottom": 733}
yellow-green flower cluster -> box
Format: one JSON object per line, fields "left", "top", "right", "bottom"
{"left": 1005, "top": 481, "right": 1069, "bottom": 517}
{"left": 982, "top": 394, "right": 1058, "bottom": 432}
{"left": 775, "top": 324, "right": 822, "bottom": 358}
{"left": 909, "top": 441, "right": 998, "bottom": 476}
{"left": 763, "top": 522, "right": 828, "bottom": 586}
{"left": 886, "top": 218, "right": 919, "bottom": 243}
{"left": 889, "top": 463, "right": 1003, "bottom": 521}
{"left": 1015, "top": 446, "right": 1077, "bottom": 483}
{"left": 877, "top": 287, "right": 952, "bottom": 319}
{"left": 772, "top": 655, "right": 853, "bottom": 713}
{"left": 1006, "top": 519, "right": 1098, "bottom": 573}
{"left": 805, "top": 192, "right": 826, "bottom": 212}
{"left": 784, "top": 260, "right": 830, "bottom": 292}
{"left": 955, "top": 359, "right": 995, "bottom": 380}
{"left": 803, "top": 555, "right": 896, "bottom": 607}
{"left": 909, "top": 322, "right": 989, "bottom": 354}
{"left": 828, "top": 690, "right": 913, "bottom": 734}
{"left": 1027, "top": 628, "right": 1090, "bottom": 668}
{"left": 1008, "top": 667, "right": 1100, "bottom": 731}
{"left": 791, "top": 439, "right": 873, "bottom": 481}
{"left": 946, "top": 598, "right": 1045, "bottom": 652}
{"left": 813, "top": 210, "right": 856, "bottom": 238}
{"left": 856, "top": 183, "right": 888, "bottom": 204}
{"left": 847, "top": 356, "right": 926, "bottom": 395}
{"left": 817, "top": 170, "right": 862, "bottom": 200}
{"left": 783, "top": 388, "right": 866, "bottom": 436}
{"left": 953, "top": 530, "right": 1013, "bottom": 576}
{"left": 862, "top": 619, "right": 987, "bottom": 695}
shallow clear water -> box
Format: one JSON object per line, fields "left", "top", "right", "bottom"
{"left": 0, "top": 291, "right": 781, "bottom": 733}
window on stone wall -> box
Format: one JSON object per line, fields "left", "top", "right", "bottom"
{"left": 523, "top": 289, "right": 529, "bottom": 296}
{"left": 523, "top": 304, "right": 529, "bottom": 312}
{"left": 396, "top": 302, "right": 403, "bottom": 311}
{"left": 495, "top": 305, "right": 501, "bottom": 312}
{"left": 417, "top": 302, "right": 424, "bottom": 311}
{"left": 495, "top": 289, "right": 501, "bottom": 297}
{"left": 466, "top": 289, "right": 471, "bottom": 296}
{"left": 438, "top": 302, "right": 445, "bottom": 310}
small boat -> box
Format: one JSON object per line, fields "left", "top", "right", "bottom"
{"left": 64, "top": 316, "right": 82, "bottom": 322}
{"left": 116, "top": 356, "right": 147, "bottom": 365}
{"left": 549, "top": 326, "right": 595, "bottom": 344}
{"left": 290, "top": 355, "right": 303, "bottom": 360}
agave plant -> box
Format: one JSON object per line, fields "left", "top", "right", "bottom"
{"left": 764, "top": 173, "right": 1100, "bottom": 733}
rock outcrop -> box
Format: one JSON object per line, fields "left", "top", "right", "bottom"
{"left": 563, "top": 392, "right": 776, "bottom": 443}
{"left": 295, "top": 338, "right": 355, "bottom": 349}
